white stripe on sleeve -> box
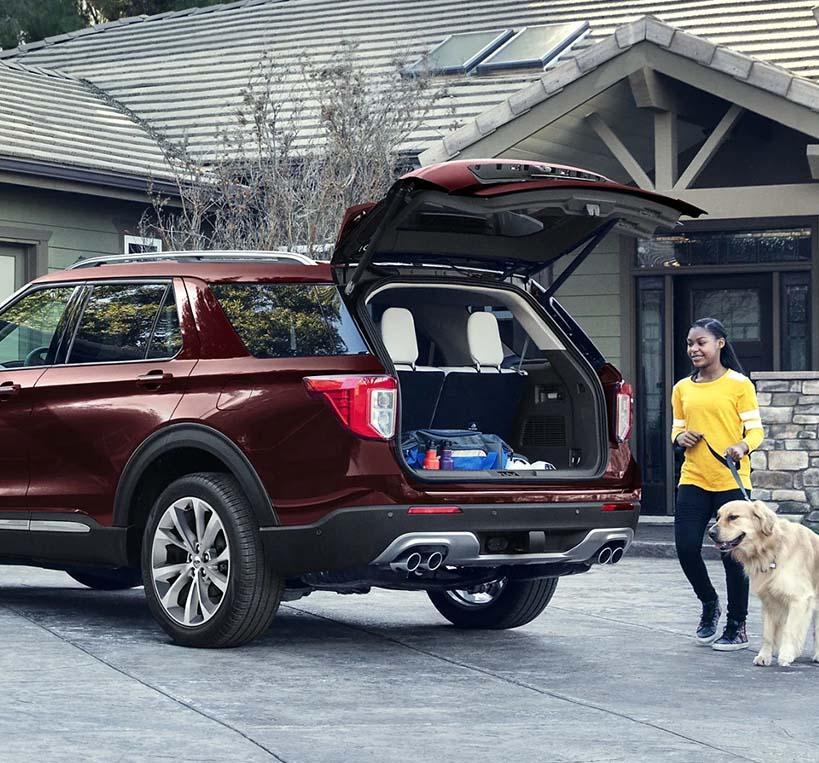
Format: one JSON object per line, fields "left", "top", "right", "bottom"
{"left": 672, "top": 418, "right": 686, "bottom": 428}
{"left": 739, "top": 409, "right": 761, "bottom": 421}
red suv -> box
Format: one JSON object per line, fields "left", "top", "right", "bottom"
{"left": 0, "top": 160, "right": 701, "bottom": 647}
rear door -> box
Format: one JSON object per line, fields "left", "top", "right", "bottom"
{"left": 27, "top": 279, "right": 197, "bottom": 529}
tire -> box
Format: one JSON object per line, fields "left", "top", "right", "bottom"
{"left": 66, "top": 567, "right": 143, "bottom": 590}
{"left": 141, "top": 472, "right": 282, "bottom": 648}
{"left": 428, "top": 577, "right": 558, "bottom": 629}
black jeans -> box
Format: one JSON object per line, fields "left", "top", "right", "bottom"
{"left": 674, "top": 484, "right": 749, "bottom": 622}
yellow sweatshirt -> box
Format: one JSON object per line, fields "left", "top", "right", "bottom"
{"left": 670, "top": 370, "right": 764, "bottom": 491}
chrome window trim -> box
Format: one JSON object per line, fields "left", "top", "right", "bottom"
{"left": 29, "top": 520, "right": 91, "bottom": 533}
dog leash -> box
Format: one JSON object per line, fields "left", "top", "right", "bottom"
{"left": 702, "top": 437, "right": 751, "bottom": 502}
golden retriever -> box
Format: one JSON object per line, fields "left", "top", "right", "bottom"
{"left": 709, "top": 500, "right": 819, "bottom": 666}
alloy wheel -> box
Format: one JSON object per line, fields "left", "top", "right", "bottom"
{"left": 443, "top": 578, "right": 508, "bottom": 608}
{"left": 150, "top": 496, "right": 230, "bottom": 627}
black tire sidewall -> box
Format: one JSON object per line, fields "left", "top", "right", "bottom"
{"left": 141, "top": 472, "right": 278, "bottom": 647}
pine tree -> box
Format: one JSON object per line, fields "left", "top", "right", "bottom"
{"left": 0, "top": 0, "right": 224, "bottom": 50}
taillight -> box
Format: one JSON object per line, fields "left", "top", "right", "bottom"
{"left": 615, "top": 382, "right": 633, "bottom": 443}
{"left": 303, "top": 375, "right": 397, "bottom": 440}
{"left": 602, "top": 502, "right": 634, "bottom": 511}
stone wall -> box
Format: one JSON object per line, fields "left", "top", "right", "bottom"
{"left": 750, "top": 372, "right": 819, "bottom": 513}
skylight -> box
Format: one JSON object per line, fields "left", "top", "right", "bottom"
{"left": 476, "top": 21, "right": 589, "bottom": 73}
{"left": 407, "top": 29, "right": 514, "bottom": 75}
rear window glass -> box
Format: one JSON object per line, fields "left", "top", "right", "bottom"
{"left": 211, "top": 283, "right": 368, "bottom": 358}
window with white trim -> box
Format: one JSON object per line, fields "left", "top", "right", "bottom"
{"left": 123, "top": 235, "right": 162, "bottom": 255}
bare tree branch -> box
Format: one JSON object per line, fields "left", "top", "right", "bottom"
{"left": 140, "top": 43, "right": 448, "bottom": 259}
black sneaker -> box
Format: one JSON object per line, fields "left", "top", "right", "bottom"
{"left": 696, "top": 598, "right": 721, "bottom": 644}
{"left": 712, "top": 619, "right": 749, "bottom": 651}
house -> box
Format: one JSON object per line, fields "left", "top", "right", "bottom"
{"left": 0, "top": 59, "right": 179, "bottom": 293}
{"left": 4, "top": 0, "right": 819, "bottom": 513}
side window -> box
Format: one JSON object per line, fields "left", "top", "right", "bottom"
{"left": 146, "top": 290, "right": 183, "bottom": 359}
{"left": 68, "top": 283, "right": 169, "bottom": 364}
{"left": 211, "top": 283, "right": 368, "bottom": 358}
{"left": 0, "top": 286, "right": 76, "bottom": 368}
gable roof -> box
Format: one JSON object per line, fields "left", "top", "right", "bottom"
{"left": 5, "top": 0, "right": 819, "bottom": 161}
{"left": 0, "top": 60, "right": 174, "bottom": 189}
{"left": 419, "top": 14, "right": 819, "bottom": 166}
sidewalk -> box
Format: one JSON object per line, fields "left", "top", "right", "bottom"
{"left": 630, "top": 515, "right": 707, "bottom": 559}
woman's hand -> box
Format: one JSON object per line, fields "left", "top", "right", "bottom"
{"left": 725, "top": 442, "right": 749, "bottom": 463}
{"left": 676, "top": 431, "right": 702, "bottom": 448}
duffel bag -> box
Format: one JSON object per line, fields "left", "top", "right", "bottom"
{"left": 402, "top": 428, "right": 513, "bottom": 470}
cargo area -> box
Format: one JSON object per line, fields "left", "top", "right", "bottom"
{"left": 365, "top": 281, "right": 608, "bottom": 480}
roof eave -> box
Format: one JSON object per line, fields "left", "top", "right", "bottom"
{"left": 0, "top": 157, "right": 179, "bottom": 200}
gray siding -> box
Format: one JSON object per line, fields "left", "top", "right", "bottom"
{"left": 0, "top": 185, "right": 147, "bottom": 272}
{"left": 550, "top": 232, "right": 623, "bottom": 368}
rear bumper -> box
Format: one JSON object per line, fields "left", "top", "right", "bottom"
{"left": 261, "top": 501, "right": 639, "bottom": 576}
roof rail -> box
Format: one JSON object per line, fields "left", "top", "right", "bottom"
{"left": 68, "top": 250, "right": 318, "bottom": 269}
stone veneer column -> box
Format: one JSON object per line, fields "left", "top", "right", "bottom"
{"left": 750, "top": 372, "right": 819, "bottom": 514}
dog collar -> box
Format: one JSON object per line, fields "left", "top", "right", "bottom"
{"left": 761, "top": 559, "right": 777, "bottom": 573}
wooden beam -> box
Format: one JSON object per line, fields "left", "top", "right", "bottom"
{"left": 626, "top": 67, "right": 724, "bottom": 127}
{"left": 672, "top": 182, "right": 819, "bottom": 219}
{"left": 586, "top": 112, "right": 654, "bottom": 190}
{"left": 807, "top": 145, "right": 819, "bottom": 179}
{"left": 629, "top": 67, "right": 682, "bottom": 113}
{"left": 673, "top": 104, "right": 744, "bottom": 191}
{"left": 654, "top": 110, "right": 678, "bottom": 190}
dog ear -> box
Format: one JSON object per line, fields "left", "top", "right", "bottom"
{"left": 752, "top": 500, "right": 776, "bottom": 536}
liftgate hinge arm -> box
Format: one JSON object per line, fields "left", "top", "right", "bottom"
{"left": 344, "top": 185, "right": 412, "bottom": 296}
{"left": 542, "top": 218, "right": 618, "bottom": 300}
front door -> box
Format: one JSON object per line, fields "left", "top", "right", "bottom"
{"left": 670, "top": 273, "right": 773, "bottom": 491}
{"left": 0, "top": 284, "right": 78, "bottom": 554}
{"left": 673, "top": 273, "right": 774, "bottom": 379}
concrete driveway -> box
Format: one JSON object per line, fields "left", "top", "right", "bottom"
{"left": 0, "top": 558, "right": 816, "bottom": 762}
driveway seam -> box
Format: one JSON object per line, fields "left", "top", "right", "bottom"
{"left": 284, "top": 603, "right": 759, "bottom": 763}
{"left": 0, "top": 602, "right": 289, "bottom": 763}
{"left": 549, "top": 605, "right": 699, "bottom": 639}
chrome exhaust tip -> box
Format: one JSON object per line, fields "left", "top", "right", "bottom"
{"left": 390, "top": 550, "right": 423, "bottom": 573}
{"left": 426, "top": 551, "right": 444, "bottom": 571}
{"left": 405, "top": 552, "right": 422, "bottom": 573}
{"left": 611, "top": 546, "right": 624, "bottom": 564}
{"left": 597, "top": 546, "right": 613, "bottom": 565}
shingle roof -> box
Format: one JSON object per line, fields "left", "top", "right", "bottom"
{"left": 5, "top": 0, "right": 819, "bottom": 161}
{"left": 4, "top": 0, "right": 819, "bottom": 175}
{"left": 420, "top": 14, "right": 819, "bottom": 165}
{"left": 0, "top": 60, "right": 174, "bottom": 184}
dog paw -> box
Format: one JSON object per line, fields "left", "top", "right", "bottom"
{"left": 777, "top": 651, "right": 796, "bottom": 667}
{"left": 753, "top": 652, "right": 772, "bottom": 666}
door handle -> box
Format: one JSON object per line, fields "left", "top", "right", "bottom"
{"left": 136, "top": 370, "right": 173, "bottom": 387}
{"left": 0, "top": 382, "right": 21, "bottom": 400}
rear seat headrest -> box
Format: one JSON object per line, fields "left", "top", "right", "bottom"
{"left": 381, "top": 307, "right": 418, "bottom": 368}
{"left": 467, "top": 311, "right": 504, "bottom": 370}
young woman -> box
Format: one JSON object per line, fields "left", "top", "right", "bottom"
{"left": 671, "top": 317, "right": 764, "bottom": 651}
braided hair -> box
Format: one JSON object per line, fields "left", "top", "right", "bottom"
{"left": 689, "top": 317, "right": 745, "bottom": 378}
